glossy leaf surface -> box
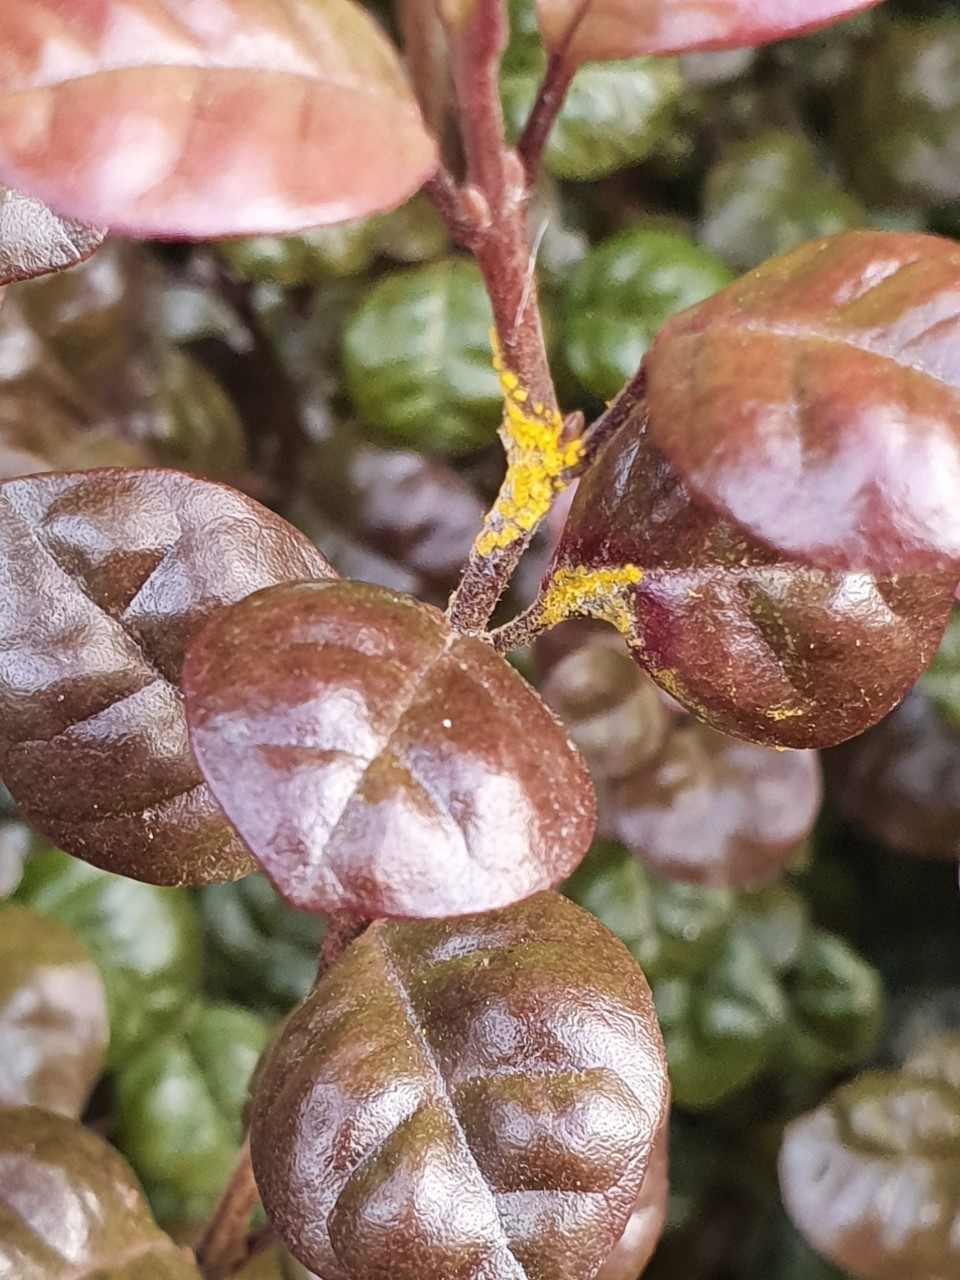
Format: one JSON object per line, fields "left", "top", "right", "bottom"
{"left": 184, "top": 580, "right": 596, "bottom": 918}
{"left": 342, "top": 260, "right": 500, "bottom": 455}
{"left": 551, "top": 431, "right": 955, "bottom": 748}
{"left": 0, "top": 183, "right": 102, "bottom": 284}
{"left": 596, "top": 1116, "right": 668, "bottom": 1280}
{"left": 0, "top": 1106, "right": 202, "bottom": 1278}
{"left": 610, "top": 721, "right": 821, "bottom": 887}
{"left": 116, "top": 1002, "right": 269, "bottom": 1217}
{"left": 564, "top": 228, "right": 731, "bottom": 401}
{"left": 0, "top": 903, "right": 107, "bottom": 1117}
{"left": 780, "top": 1032, "right": 960, "bottom": 1279}
{"left": 251, "top": 892, "right": 668, "bottom": 1280}
{"left": 0, "top": 0, "right": 437, "bottom": 237}
{"left": 16, "top": 846, "right": 202, "bottom": 1067}
{"left": 645, "top": 230, "right": 960, "bottom": 575}
{"left": 0, "top": 469, "right": 335, "bottom": 886}
{"left": 534, "top": 0, "right": 881, "bottom": 69}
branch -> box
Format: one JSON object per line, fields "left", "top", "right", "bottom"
{"left": 194, "top": 1136, "right": 258, "bottom": 1280}
{"left": 579, "top": 362, "right": 647, "bottom": 467}
{"left": 516, "top": 52, "right": 576, "bottom": 186}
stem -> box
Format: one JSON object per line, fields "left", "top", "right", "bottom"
{"left": 516, "top": 52, "right": 576, "bottom": 186}
{"left": 487, "top": 599, "right": 552, "bottom": 652}
{"left": 396, "top": 0, "right": 454, "bottom": 143}
{"left": 194, "top": 1137, "right": 258, "bottom": 1280}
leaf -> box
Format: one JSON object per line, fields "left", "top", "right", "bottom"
{"left": 596, "top": 1114, "right": 668, "bottom": 1280}
{"left": 779, "top": 1032, "right": 960, "bottom": 1279}
{"left": 115, "top": 1002, "right": 269, "bottom": 1218}
{"left": 609, "top": 721, "right": 821, "bottom": 888}
{"left": 550, "top": 431, "right": 956, "bottom": 748}
{"left": 564, "top": 227, "right": 731, "bottom": 401}
{"left": 0, "top": 1106, "right": 202, "bottom": 1278}
{"left": 825, "top": 688, "right": 960, "bottom": 860}
{"left": 502, "top": 51, "right": 682, "bottom": 183}
{"left": 644, "top": 229, "right": 960, "bottom": 576}
{"left": 0, "top": 183, "right": 103, "bottom": 284}
{"left": 835, "top": 21, "right": 960, "bottom": 208}
{"left": 201, "top": 874, "right": 326, "bottom": 1017}
{"left": 534, "top": 0, "right": 882, "bottom": 68}
{"left": 250, "top": 891, "right": 668, "bottom": 1280}
{"left": 183, "top": 579, "right": 596, "bottom": 918}
{"left": 699, "top": 130, "right": 865, "bottom": 272}
{"left": 0, "top": 903, "right": 108, "bottom": 1117}
{"left": 16, "top": 846, "right": 203, "bottom": 1067}
{"left": 0, "top": 468, "right": 335, "bottom": 887}
{"left": 0, "top": 0, "right": 437, "bottom": 237}
{"left": 342, "top": 259, "right": 501, "bottom": 455}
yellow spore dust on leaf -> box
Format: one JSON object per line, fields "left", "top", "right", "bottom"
{"left": 538, "top": 563, "right": 643, "bottom": 636}
{"left": 474, "top": 333, "right": 585, "bottom": 557}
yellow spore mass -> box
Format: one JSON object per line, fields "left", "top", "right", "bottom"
{"left": 538, "top": 564, "right": 643, "bottom": 636}
{"left": 475, "top": 334, "right": 585, "bottom": 556}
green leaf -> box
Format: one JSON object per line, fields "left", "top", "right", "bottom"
{"left": 0, "top": 1107, "right": 202, "bottom": 1277}
{"left": 700, "top": 130, "right": 865, "bottom": 270}
{"left": 779, "top": 930, "right": 884, "bottom": 1076}
{"left": 563, "top": 228, "right": 732, "bottom": 400}
{"left": 0, "top": 903, "right": 107, "bottom": 1117}
{"left": 115, "top": 1002, "right": 269, "bottom": 1218}
{"left": 503, "top": 57, "right": 682, "bottom": 182}
{"left": 200, "top": 874, "right": 325, "bottom": 1017}
{"left": 342, "top": 259, "right": 500, "bottom": 455}
{"left": 16, "top": 847, "right": 202, "bottom": 1067}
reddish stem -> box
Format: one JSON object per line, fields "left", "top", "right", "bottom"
{"left": 516, "top": 52, "right": 576, "bottom": 186}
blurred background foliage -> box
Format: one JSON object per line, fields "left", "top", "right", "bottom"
{"left": 1, "top": 1, "right": 960, "bottom": 1276}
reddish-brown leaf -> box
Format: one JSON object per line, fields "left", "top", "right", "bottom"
{"left": 251, "top": 892, "right": 667, "bottom": 1280}
{"left": 0, "top": 469, "right": 335, "bottom": 886}
{"left": 0, "top": 184, "right": 102, "bottom": 285}
{"left": 610, "top": 722, "right": 820, "bottom": 889}
{"left": 645, "top": 230, "right": 960, "bottom": 576}
{"left": 596, "top": 1115, "right": 668, "bottom": 1280}
{"left": 0, "top": 0, "right": 437, "bottom": 237}
{"left": 535, "top": 0, "right": 880, "bottom": 69}
{"left": 183, "top": 580, "right": 596, "bottom": 919}
{"left": 549, "top": 431, "right": 955, "bottom": 749}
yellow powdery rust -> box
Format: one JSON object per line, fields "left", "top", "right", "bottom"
{"left": 475, "top": 333, "right": 585, "bottom": 556}
{"left": 539, "top": 564, "right": 643, "bottom": 635}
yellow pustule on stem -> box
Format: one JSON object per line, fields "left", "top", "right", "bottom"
{"left": 538, "top": 564, "right": 644, "bottom": 637}
{"left": 474, "top": 332, "right": 584, "bottom": 556}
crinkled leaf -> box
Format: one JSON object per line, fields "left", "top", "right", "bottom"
{"left": 609, "top": 721, "right": 821, "bottom": 888}
{"left": 0, "top": 903, "right": 107, "bottom": 1117}
{"left": 116, "top": 1002, "right": 269, "bottom": 1218}
{"left": 0, "top": 183, "right": 103, "bottom": 284}
{"left": 0, "top": 468, "right": 335, "bottom": 887}
{"left": 596, "top": 1116, "right": 668, "bottom": 1280}
{"left": 502, "top": 55, "right": 682, "bottom": 183}
{"left": 342, "top": 259, "right": 500, "bottom": 455}
{"left": 564, "top": 227, "right": 731, "bottom": 400}
{"left": 16, "top": 846, "right": 202, "bottom": 1067}
{"left": 251, "top": 891, "right": 667, "bottom": 1280}
{"left": 534, "top": 0, "right": 881, "bottom": 68}
{"left": 551, "top": 431, "right": 955, "bottom": 748}
{"left": 826, "top": 688, "right": 960, "bottom": 859}
{"left": 201, "top": 874, "right": 325, "bottom": 1017}
{"left": 780, "top": 1032, "right": 960, "bottom": 1279}
{"left": 699, "top": 130, "right": 865, "bottom": 271}
{"left": 0, "top": 0, "right": 437, "bottom": 237}
{"left": 644, "top": 229, "right": 960, "bottom": 575}
{"left": 183, "top": 580, "right": 596, "bottom": 918}
{"left": 0, "top": 1106, "right": 202, "bottom": 1278}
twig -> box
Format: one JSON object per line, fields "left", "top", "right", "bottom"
{"left": 516, "top": 52, "right": 576, "bottom": 186}
{"left": 579, "top": 363, "right": 647, "bottom": 467}
{"left": 396, "top": 0, "right": 454, "bottom": 143}
{"left": 487, "top": 599, "right": 552, "bottom": 652}
{"left": 194, "top": 1137, "right": 259, "bottom": 1280}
